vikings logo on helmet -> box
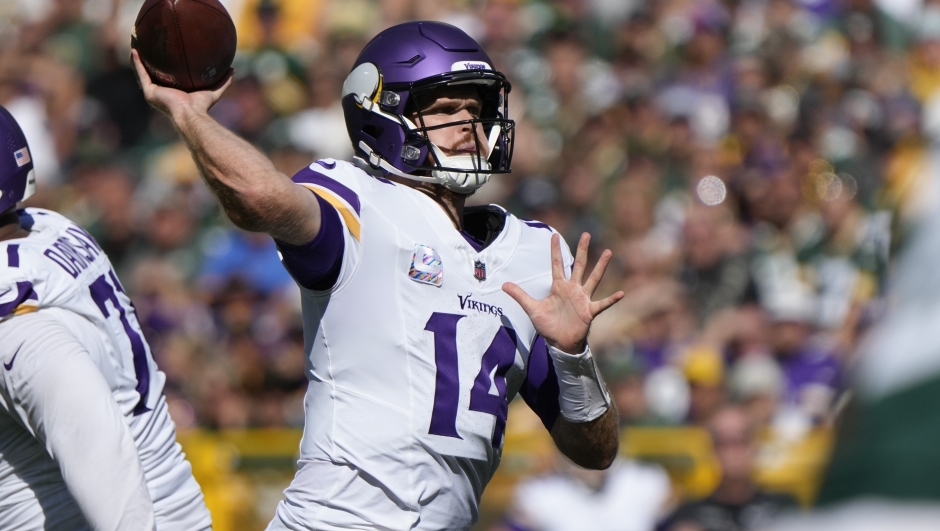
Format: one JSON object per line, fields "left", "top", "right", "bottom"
{"left": 340, "top": 22, "right": 515, "bottom": 194}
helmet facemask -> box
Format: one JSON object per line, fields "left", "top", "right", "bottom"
{"left": 401, "top": 73, "right": 514, "bottom": 193}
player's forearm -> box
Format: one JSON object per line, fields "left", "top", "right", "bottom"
{"left": 550, "top": 406, "right": 619, "bottom": 469}
{"left": 171, "top": 105, "right": 320, "bottom": 244}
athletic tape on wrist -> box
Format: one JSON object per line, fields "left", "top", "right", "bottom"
{"left": 547, "top": 343, "right": 611, "bottom": 423}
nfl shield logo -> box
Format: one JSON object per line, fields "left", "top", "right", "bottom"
{"left": 473, "top": 260, "right": 486, "bottom": 282}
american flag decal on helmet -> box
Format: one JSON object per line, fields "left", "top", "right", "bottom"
{"left": 473, "top": 260, "right": 486, "bottom": 282}
{"left": 14, "top": 148, "right": 30, "bottom": 167}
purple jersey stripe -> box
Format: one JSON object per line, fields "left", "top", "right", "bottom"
{"left": 0, "top": 281, "right": 37, "bottom": 318}
{"left": 523, "top": 220, "right": 552, "bottom": 231}
{"left": 7, "top": 245, "right": 19, "bottom": 267}
{"left": 292, "top": 166, "right": 361, "bottom": 216}
{"left": 519, "top": 335, "right": 561, "bottom": 431}
{"left": 276, "top": 193, "right": 346, "bottom": 291}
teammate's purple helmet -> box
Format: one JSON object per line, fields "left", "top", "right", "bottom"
{"left": 0, "top": 106, "right": 36, "bottom": 214}
{"left": 341, "top": 21, "right": 514, "bottom": 193}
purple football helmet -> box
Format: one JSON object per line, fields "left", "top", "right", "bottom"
{"left": 0, "top": 106, "right": 36, "bottom": 214}
{"left": 341, "top": 21, "right": 514, "bottom": 193}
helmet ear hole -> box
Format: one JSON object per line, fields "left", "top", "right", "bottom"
{"left": 342, "top": 62, "right": 381, "bottom": 105}
{"left": 362, "top": 124, "right": 384, "bottom": 141}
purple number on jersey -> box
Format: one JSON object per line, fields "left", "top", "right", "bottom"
{"left": 425, "top": 312, "right": 518, "bottom": 447}
{"left": 469, "top": 326, "right": 517, "bottom": 447}
{"left": 426, "top": 312, "right": 464, "bottom": 438}
{"left": 89, "top": 271, "right": 151, "bottom": 415}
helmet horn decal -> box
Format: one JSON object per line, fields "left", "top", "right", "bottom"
{"left": 342, "top": 63, "right": 381, "bottom": 107}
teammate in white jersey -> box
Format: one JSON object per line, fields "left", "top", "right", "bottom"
{"left": 0, "top": 106, "right": 211, "bottom": 531}
{"left": 133, "top": 21, "right": 622, "bottom": 530}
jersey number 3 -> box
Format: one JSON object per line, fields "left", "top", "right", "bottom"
{"left": 425, "top": 312, "right": 517, "bottom": 448}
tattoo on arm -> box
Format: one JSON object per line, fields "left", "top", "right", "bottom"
{"left": 550, "top": 405, "right": 619, "bottom": 470}
{"left": 177, "top": 109, "right": 319, "bottom": 245}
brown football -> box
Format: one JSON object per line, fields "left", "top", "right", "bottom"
{"left": 132, "top": 0, "right": 237, "bottom": 92}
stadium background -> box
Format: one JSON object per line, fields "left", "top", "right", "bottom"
{"left": 3, "top": 0, "right": 935, "bottom": 528}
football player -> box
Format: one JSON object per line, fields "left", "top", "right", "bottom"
{"left": 133, "top": 21, "right": 622, "bottom": 530}
{"left": 0, "top": 106, "right": 211, "bottom": 530}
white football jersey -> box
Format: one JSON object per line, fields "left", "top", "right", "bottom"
{"left": 0, "top": 208, "right": 210, "bottom": 530}
{"left": 270, "top": 160, "right": 570, "bottom": 531}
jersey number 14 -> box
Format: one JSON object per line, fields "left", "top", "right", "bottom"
{"left": 425, "top": 312, "right": 517, "bottom": 448}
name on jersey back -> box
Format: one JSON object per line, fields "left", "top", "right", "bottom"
{"left": 42, "top": 225, "right": 103, "bottom": 278}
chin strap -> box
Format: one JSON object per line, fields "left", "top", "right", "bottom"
{"left": 429, "top": 122, "right": 502, "bottom": 192}
{"left": 428, "top": 144, "right": 490, "bottom": 192}
{"left": 357, "top": 141, "right": 439, "bottom": 183}
{"left": 357, "top": 130, "right": 502, "bottom": 194}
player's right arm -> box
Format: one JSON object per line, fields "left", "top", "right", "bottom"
{"left": 0, "top": 311, "right": 155, "bottom": 531}
{"left": 130, "top": 50, "right": 321, "bottom": 246}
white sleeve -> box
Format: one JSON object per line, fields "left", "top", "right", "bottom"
{"left": 0, "top": 311, "right": 155, "bottom": 531}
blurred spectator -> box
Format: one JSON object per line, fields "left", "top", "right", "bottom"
{"left": 683, "top": 345, "right": 727, "bottom": 425}
{"left": 662, "top": 404, "right": 798, "bottom": 531}
{"left": 600, "top": 348, "right": 658, "bottom": 426}
{"left": 679, "top": 204, "right": 750, "bottom": 324}
{"left": 501, "top": 453, "right": 672, "bottom": 531}
{"left": 198, "top": 228, "right": 295, "bottom": 296}
{"left": 765, "top": 290, "right": 842, "bottom": 427}
{"left": 729, "top": 354, "right": 785, "bottom": 428}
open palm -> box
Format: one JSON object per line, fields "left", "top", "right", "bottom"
{"left": 503, "top": 233, "right": 624, "bottom": 354}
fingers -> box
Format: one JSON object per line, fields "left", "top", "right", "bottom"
{"left": 590, "top": 290, "right": 625, "bottom": 317}
{"left": 130, "top": 49, "right": 153, "bottom": 93}
{"left": 570, "top": 232, "right": 590, "bottom": 285}
{"left": 209, "top": 68, "right": 235, "bottom": 97}
{"left": 502, "top": 282, "right": 536, "bottom": 315}
{"left": 206, "top": 69, "right": 235, "bottom": 110}
{"left": 583, "top": 249, "right": 613, "bottom": 296}
{"left": 550, "top": 233, "right": 564, "bottom": 280}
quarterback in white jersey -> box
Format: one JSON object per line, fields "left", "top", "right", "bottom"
{"left": 0, "top": 106, "right": 210, "bottom": 531}
{"left": 134, "top": 21, "right": 622, "bottom": 530}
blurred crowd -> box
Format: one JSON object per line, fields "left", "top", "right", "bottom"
{"left": 5, "top": 0, "right": 940, "bottom": 527}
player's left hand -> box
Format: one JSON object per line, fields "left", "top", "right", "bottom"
{"left": 503, "top": 232, "right": 624, "bottom": 354}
